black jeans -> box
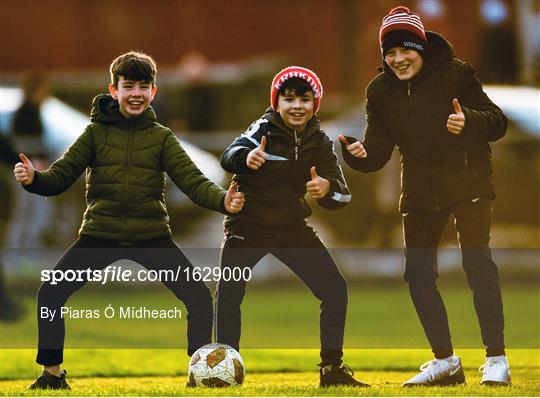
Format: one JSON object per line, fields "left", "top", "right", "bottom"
{"left": 36, "top": 235, "right": 213, "bottom": 366}
{"left": 216, "top": 223, "right": 348, "bottom": 366}
{"left": 403, "top": 198, "right": 505, "bottom": 358}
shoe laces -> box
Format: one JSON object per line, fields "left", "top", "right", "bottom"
{"left": 419, "top": 359, "right": 453, "bottom": 382}
{"left": 339, "top": 364, "right": 355, "bottom": 377}
{"left": 479, "top": 357, "right": 506, "bottom": 375}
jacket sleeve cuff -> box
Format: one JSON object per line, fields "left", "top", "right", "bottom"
{"left": 461, "top": 106, "right": 477, "bottom": 139}
{"left": 461, "top": 105, "right": 492, "bottom": 143}
{"left": 235, "top": 149, "right": 252, "bottom": 174}
{"left": 222, "top": 147, "right": 252, "bottom": 174}
{"left": 340, "top": 136, "right": 368, "bottom": 170}
{"left": 326, "top": 178, "right": 352, "bottom": 203}
{"left": 22, "top": 171, "right": 41, "bottom": 194}
{"left": 317, "top": 178, "right": 351, "bottom": 210}
{"left": 219, "top": 192, "right": 229, "bottom": 215}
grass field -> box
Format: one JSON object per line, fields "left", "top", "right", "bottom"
{"left": 2, "top": 283, "right": 538, "bottom": 349}
{"left": 1, "top": 283, "right": 538, "bottom": 396}
{"left": 0, "top": 349, "right": 539, "bottom": 396}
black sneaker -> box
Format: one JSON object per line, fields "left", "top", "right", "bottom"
{"left": 29, "top": 370, "right": 71, "bottom": 390}
{"left": 319, "top": 364, "right": 370, "bottom": 387}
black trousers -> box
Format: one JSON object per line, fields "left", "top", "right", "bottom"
{"left": 216, "top": 223, "right": 348, "bottom": 366}
{"left": 36, "top": 235, "right": 213, "bottom": 366}
{"left": 403, "top": 198, "right": 505, "bottom": 358}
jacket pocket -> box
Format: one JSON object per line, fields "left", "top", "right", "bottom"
{"left": 468, "top": 151, "right": 493, "bottom": 178}
{"left": 437, "top": 167, "right": 477, "bottom": 187}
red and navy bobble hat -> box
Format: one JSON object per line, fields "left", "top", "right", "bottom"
{"left": 270, "top": 66, "right": 324, "bottom": 114}
{"left": 379, "top": 6, "right": 427, "bottom": 55}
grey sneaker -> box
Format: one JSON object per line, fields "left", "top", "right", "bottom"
{"left": 402, "top": 356, "right": 465, "bottom": 387}
{"left": 480, "top": 356, "right": 511, "bottom": 386}
{"left": 29, "top": 370, "right": 70, "bottom": 390}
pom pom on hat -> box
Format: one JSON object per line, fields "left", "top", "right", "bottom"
{"left": 379, "top": 6, "right": 427, "bottom": 55}
{"left": 270, "top": 66, "right": 323, "bottom": 113}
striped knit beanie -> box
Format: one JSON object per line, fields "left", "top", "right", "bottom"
{"left": 379, "top": 6, "right": 427, "bottom": 55}
{"left": 270, "top": 66, "right": 323, "bottom": 114}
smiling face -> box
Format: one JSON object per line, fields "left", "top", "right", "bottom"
{"left": 384, "top": 47, "right": 424, "bottom": 81}
{"left": 108, "top": 76, "right": 157, "bottom": 118}
{"left": 276, "top": 88, "right": 315, "bottom": 132}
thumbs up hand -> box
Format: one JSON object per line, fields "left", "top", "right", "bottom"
{"left": 224, "top": 181, "right": 245, "bottom": 214}
{"left": 13, "top": 153, "right": 35, "bottom": 185}
{"left": 338, "top": 135, "right": 367, "bottom": 158}
{"left": 246, "top": 136, "right": 268, "bottom": 170}
{"left": 447, "top": 98, "right": 465, "bottom": 135}
{"left": 306, "top": 166, "right": 330, "bottom": 199}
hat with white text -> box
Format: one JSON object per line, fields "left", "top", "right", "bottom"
{"left": 380, "top": 6, "right": 427, "bottom": 55}
{"left": 270, "top": 66, "right": 323, "bottom": 113}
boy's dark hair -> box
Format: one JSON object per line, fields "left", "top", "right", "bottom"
{"left": 109, "top": 51, "right": 157, "bottom": 87}
{"left": 279, "top": 77, "right": 312, "bottom": 97}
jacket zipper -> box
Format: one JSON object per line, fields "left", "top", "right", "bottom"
{"left": 123, "top": 120, "right": 135, "bottom": 236}
{"left": 407, "top": 82, "right": 416, "bottom": 122}
{"left": 294, "top": 130, "right": 299, "bottom": 161}
{"left": 407, "top": 82, "right": 413, "bottom": 115}
{"left": 408, "top": 81, "right": 439, "bottom": 210}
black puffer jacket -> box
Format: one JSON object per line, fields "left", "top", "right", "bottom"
{"left": 221, "top": 109, "right": 350, "bottom": 230}
{"left": 341, "top": 32, "right": 507, "bottom": 212}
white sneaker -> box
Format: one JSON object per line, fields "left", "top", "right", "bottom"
{"left": 480, "top": 356, "right": 511, "bottom": 386}
{"left": 402, "top": 356, "right": 466, "bottom": 387}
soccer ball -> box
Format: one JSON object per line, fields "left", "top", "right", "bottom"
{"left": 187, "top": 343, "right": 245, "bottom": 387}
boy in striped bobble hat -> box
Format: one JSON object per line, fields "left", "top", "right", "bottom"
{"left": 339, "top": 6, "right": 509, "bottom": 387}
{"left": 218, "top": 66, "right": 369, "bottom": 387}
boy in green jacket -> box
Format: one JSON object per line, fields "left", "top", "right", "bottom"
{"left": 13, "top": 51, "right": 245, "bottom": 390}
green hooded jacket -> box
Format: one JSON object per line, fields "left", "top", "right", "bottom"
{"left": 24, "top": 94, "right": 227, "bottom": 241}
